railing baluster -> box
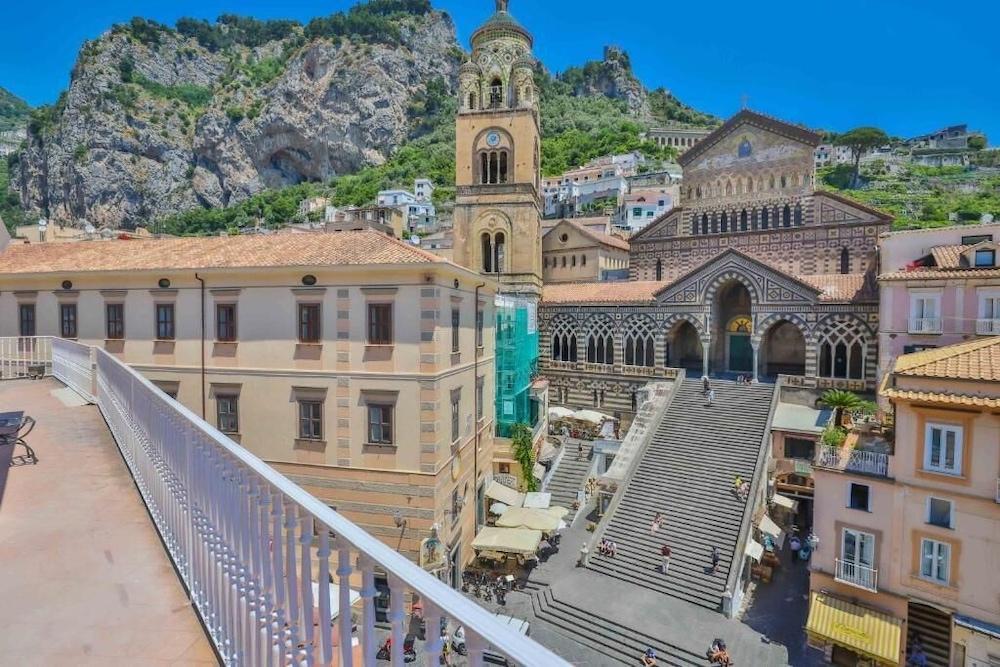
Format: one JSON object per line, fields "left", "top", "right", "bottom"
{"left": 271, "top": 494, "right": 287, "bottom": 664}
{"left": 337, "top": 545, "right": 354, "bottom": 667}
{"left": 358, "top": 555, "right": 377, "bottom": 666}
{"left": 317, "top": 530, "right": 333, "bottom": 667}
{"left": 300, "top": 511, "right": 316, "bottom": 666}
{"left": 466, "top": 630, "right": 487, "bottom": 667}
{"left": 285, "top": 501, "right": 302, "bottom": 659}
{"left": 388, "top": 576, "right": 405, "bottom": 667}
{"left": 423, "top": 601, "right": 443, "bottom": 667}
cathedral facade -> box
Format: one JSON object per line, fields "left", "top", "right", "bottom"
{"left": 539, "top": 110, "right": 893, "bottom": 420}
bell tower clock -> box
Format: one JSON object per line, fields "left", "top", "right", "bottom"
{"left": 452, "top": 0, "right": 542, "bottom": 299}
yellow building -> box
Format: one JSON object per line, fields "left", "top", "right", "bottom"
{"left": 0, "top": 230, "right": 497, "bottom": 575}
{"left": 542, "top": 218, "right": 630, "bottom": 283}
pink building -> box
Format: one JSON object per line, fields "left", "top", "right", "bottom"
{"left": 808, "top": 338, "right": 1000, "bottom": 666}
{"left": 878, "top": 224, "right": 1000, "bottom": 382}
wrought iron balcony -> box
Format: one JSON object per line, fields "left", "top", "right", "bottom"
{"left": 835, "top": 558, "right": 878, "bottom": 592}
{"left": 4, "top": 338, "right": 568, "bottom": 667}
{"left": 815, "top": 445, "right": 890, "bottom": 477}
{"left": 908, "top": 317, "right": 942, "bottom": 334}
{"left": 976, "top": 318, "right": 1000, "bottom": 335}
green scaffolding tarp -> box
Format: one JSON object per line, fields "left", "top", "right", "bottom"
{"left": 494, "top": 295, "right": 540, "bottom": 438}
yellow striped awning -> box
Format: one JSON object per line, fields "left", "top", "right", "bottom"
{"left": 806, "top": 592, "right": 902, "bottom": 665}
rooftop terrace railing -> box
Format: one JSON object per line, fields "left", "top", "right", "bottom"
{"left": 0, "top": 336, "right": 52, "bottom": 380}
{"left": 22, "top": 338, "right": 567, "bottom": 667}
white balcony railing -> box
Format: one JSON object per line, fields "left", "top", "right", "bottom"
{"left": 835, "top": 558, "right": 878, "bottom": 592}
{"left": 908, "top": 317, "right": 942, "bottom": 334}
{"left": 31, "top": 339, "right": 570, "bottom": 667}
{"left": 52, "top": 338, "right": 95, "bottom": 402}
{"left": 976, "top": 319, "right": 1000, "bottom": 335}
{"left": 815, "top": 445, "right": 890, "bottom": 477}
{"left": 0, "top": 336, "right": 53, "bottom": 379}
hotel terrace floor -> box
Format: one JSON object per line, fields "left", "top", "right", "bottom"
{"left": 0, "top": 378, "right": 217, "bottom": 666}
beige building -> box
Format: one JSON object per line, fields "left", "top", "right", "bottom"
{"left": 646, "top": 124, "right": 713, "bottom": 153}
{"left": 542, "top": 218, "right": 629, "bottom": 283}
{"left": 0, "top": 230, "right": 498, "bottom": 571}
{"left": 808, "top": 338, "right": 1000, "bottom": 666}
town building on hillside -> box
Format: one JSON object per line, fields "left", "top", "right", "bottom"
{"left": 645, "top": 124, "right": 712, "bottom": 153}
{"left": 541, "top": 214, "right": 612, "bottom": 237}
{"left": 324, "top": 204, "right": 406, "bottom": 238}
{"left": 615, "top": 185, "right": 679, "bottom": 231}
{"left": 542, "top": 218, "right": 630, "bottom": 283}
{"left": 541, "top": 153, "right": 641, "bottom": 219}
{"left": 814, "top": 143, "right": 853, "bottom": 168}
{"left": 877, "top": 223, "right": 1000, "bottom": 384}
{"left": 906, "top": 124, "right": 987, "bottom": 151}
{"left": 540, "top": 109, "right": 892, "bottom": 421}
{"left": 808, "top": 337, "right": 1000, "bottom": 667}
{"left": 376, "top": 179, "right": 438, "bottom": 232}
{"left": 0, "top": 231, "right": 497, "bottom": 571}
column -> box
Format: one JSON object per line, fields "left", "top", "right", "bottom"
{"left": 701, "top": 336, "right": 711, "bottom": 377}
{"left": 751, "top": 337, "right": 761, "bottom": 383}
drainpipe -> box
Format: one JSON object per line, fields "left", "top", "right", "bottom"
{"left": 195, "top": 273, "right": 206, "bottom": 419}
{"left": 473, "top": 281, "right": 486, "bottom": 531}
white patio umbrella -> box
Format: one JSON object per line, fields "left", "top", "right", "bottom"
{"left": 489, "top": 502, "right": 510, "bottom": 515}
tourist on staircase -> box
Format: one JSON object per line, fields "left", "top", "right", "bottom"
{"left": 660, "top": 545, "right": 671, "bottom": 574}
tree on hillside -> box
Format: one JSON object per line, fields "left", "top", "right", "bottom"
{"left": 835, "top": 127, "right": 889, "bottom": 188}
{"left": 968, "top": 135, "right": 987, "bottom": 151}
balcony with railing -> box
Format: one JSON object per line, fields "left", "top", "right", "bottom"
{"left": 835, "top": 558, "right": 878, "bottom": 592}
{"left": 0, "top": 337, "right": 567, "bottom": 667}
{"left": 815, "top": 444, "right": 891, "bottom": 478}
{"left": 977, "top": 319, "right": 1000, "bottom": 335}
{"left": 908, "top": 317, "right": 942, "bottom": 334}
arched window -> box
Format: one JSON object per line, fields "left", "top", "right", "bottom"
{"left": 586, "top": 318, "right": 615, "bottom": 365}
{"left": 726, "top": 181, "right": 733, "bottom": 196}
{"left": 696, "top": 186, "right": 702, "bottom": 198}
{"left": 769, "top": 175, "right": 776, "bottom": 190}
{"left": 747, "top": 179, "right": 754, "bottom": 193}
{"left": 489, "top": 78, "right": 503, "bottom": 109}
{"left": 623, "top": 316, "right": 656, "bottom": 367}
{"left": 740, "top": 209, "right": 749, "bottom": 231}
{"left": 481, "top": 233, "right": 493, "bottom": 273}
{"left": 761, "top": 207, "right": 769, "bottom": 229}
{"left": 691, "top": 215, "right": 699, "bottom": 235}
{"left": 840, "top": 248, "right": 850, "bottom": 275}
{"left": 468, "top": 92, "right": 476, "bottom": 110}
{"left": 780, "top": 175, "right": 787, "bottom": 188}
{"left": 494, "top": 232, "right": 505, "bottom": 273}
{"left": 794, "top": 203, "right": 803, "bottom": 226}
{"left": 721, "top": 212, "right": 729, "bottom": 232}
{"left": 701, "top": 214, "right": 709, "bottom": 235}
{"left": 479, "top": 150, "right": 510, "bottom": 185}
{"left": 550, "top": 317, "right": 578, "bottom": 362}
{"left": 655, "top": 259, "right": 663, "bottom": 281}
{"left": 818, "top": 319, "right": 868, "bottom": 380}
{"left": 581, "top": 254, "right": 587, "bottom": 267}
{"left": 783, "top": 205, "right": 792, "bottom": 228}
{"left": 571, "top": 255, "right": 577, "bottom": 267}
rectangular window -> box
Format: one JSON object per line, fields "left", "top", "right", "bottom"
{"left": 961, "top": 234, "right": 992, "bottom": 245}
{"left": 106, "top": 304, "right": 125, "bottom": 340}
{"left": 451, "top": 307, "right": 460, "bottom": 353}
{"left": 156, "top": 304, "right": 175, "bottom": 340}
{"left": 926, "top": 497, "right": 953, "bottom": 529}
{"left": 974, "top": 249, "right": 996, "bottom": 267}
{"left": 476, "top": 376, "right": 484, "bottom": 421}
{"left": 920, "top": 538, "right": 950, "bottom": 584}
{"left": 476, "top": 307, "right": 484, "bottom": 348}
{"left": 367, "top": 404, "right": 394, "bottom": 445}
{"left": 60, "top": 303, "right": 78, "bottom": 339}
{"left": 18, "top": 304, "right": 36, "bottom": 337}
{"left": 298, "top": 400, "right": 324, "bottom": 440}
{"left": 216, "top": 304, "right": 237, "bottom": 342}
{"left": 848, "top": 482, "right": 871, "bottom": 511}
{"left": 841, "top": 528, "right": 875, "bottom": 569}
{"left": 451, "top": 389, "right": 461, "bottom": 443}
{"left": 632, "top": 207, "right": 643, "bottom": 217}
{"left": 367, "top": 303, "right": 393, "bottom": 345}
{"left": 783, "top": 437, "right": 815, "bottom": 460}
{"left": 298, "top": 304, "right": 321, "bottom": 343}
{"left": 924, "top": 423, "right": 963, "bottom": 475}
{"left": 216, "top": 395, "right": 239, "bottom": 434}
{"left": 909, "top": 292, "right": 941, "bottom": 332}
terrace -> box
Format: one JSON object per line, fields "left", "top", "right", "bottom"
{"left": 0, "top": 338, "right": 566, "bottom": 667}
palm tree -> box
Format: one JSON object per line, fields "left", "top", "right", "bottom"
{"left": 820, "top": 389, "right": 863, "bottom": 427}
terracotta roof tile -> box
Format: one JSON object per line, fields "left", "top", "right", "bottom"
{"left": 542, "top": 281, "right": 666, "bottom": 305}
{"left": 880, "top": 387, "right": 1000, "bottom": 409}
{"left": 0, "top": 230, "right": 447, "bottom": 275}
{"left": 893, "top": 336, "right": 1000, "bottom": 382}
{"left": 880, "top": 268, "right": 1000, "bottom": 281}
{"left": 930, "top": 244, "right": 971, "bottom": 268}
{"left": 798, "top": 273, "right": 869, "bottom": 302}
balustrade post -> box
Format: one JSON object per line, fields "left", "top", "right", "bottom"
{"left": 358, "top": 555, "right": 378, "bottom": 666}
{"left": 284, "top": 501, "right": 302, "bottom": 657}
{"left": 337, "top": 544, "right": 354, "bottom": 667}
{"left": 388, "top": 575, "right": 406, "bottom": 667}
{"left": 466, "top": 629, "right": 487, "bottom": 667}
{"left": 316, "top": 529, "right": 334, "bottom": 666}
{"left": 423, "top": 601, "right": 443, "bottom": 667}
{"left": 299, "top": 511, "right": 317, "bottom": 666}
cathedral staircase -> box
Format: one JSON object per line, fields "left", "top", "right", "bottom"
{"left": 544, "top": 442, "right": 593, "bottom": 510}
{"left": 588, "top": 378, "right": 776, "bottom": 611}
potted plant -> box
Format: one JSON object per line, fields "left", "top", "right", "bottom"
{"left": 820, "top": 389, "right": 862, "bottom": 428}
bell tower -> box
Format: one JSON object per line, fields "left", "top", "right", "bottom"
{"left": 452, "top": 0, "right": 542, "bottom": 299}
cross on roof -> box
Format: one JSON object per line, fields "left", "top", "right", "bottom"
{"left": 496, "top": 0, "right": 509, "bottom": 12}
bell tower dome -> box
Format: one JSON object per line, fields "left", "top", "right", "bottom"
{"left": 452, "top": 0, "right": 542, "bottom": 298}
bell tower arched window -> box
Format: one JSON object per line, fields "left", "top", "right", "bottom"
{"left": 840, "top": 247, "right": 850, "bottom": 274}
{"left": 494, "top": 232, "right": 505, "bottom": 274}
{"left": 481, "top": 233, "right": 493, "bottom": 273}
{"left": 468, "top": 92, "right": 477, "bottom": 110}
{"left": 783, "top": 205, "right": 792, "bottom": 228}
{"left": 489, "top": 78, "right": 503, "bottom": 109}
{"left": 655, "top": 259, "right": 663, "bottom": 281}
{"left": 479, "top": 150, "right": 509, "bottom": 185}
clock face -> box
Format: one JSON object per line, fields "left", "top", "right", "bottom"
{"left": 486, "top": 131, "right": 501, "bottom": 147}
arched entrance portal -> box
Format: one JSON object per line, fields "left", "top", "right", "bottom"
{"left": 712, "top": 280, "right": 753, "bottom": 373}
{"left": 762, "top": 321, "right": 806, "bottom": 377}
{"left": 667, "top": 321, "right": 702, "bottom": 371}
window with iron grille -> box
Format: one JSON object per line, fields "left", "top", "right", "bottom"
{"left": 367, "top": 404, "right": 394, "bottom": 445}
{"left": 298, "top": 401, "right": 324, "bottom": 440}
{"left": 451, "top": 307, "right": 460, "bottom": 353}
{"left": 156, "top": 304, "right": 175, "bottom": 340}
{"left": 367, "top": 303, "right": 393, "bottom": 345}
{"left": 216, "top": 395, "right": 239, "bottom": 434}
{"left": 298, "top": 303, "right": 321, "bottom": 343}
{"left": 106, "top": 304, "right": 125, "bottom": 339}
{"left": 60, "top": 304, "right": 78, "bottom": 339}
{"left": 216, "top": 304, "right": 237, "bottom": 342}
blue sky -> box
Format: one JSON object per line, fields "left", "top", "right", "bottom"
{"left": 1, "top": 0, "right": 997, "bottom": 140}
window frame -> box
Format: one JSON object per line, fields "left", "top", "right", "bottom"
{"left": 156, "top": 303, "right": 176, "bottom": 341}
{"left": 919, "top": 538, "right": 951, "bottom": 585}
{"left": 840, "top": 527, "right": 876, "bottom": 568}
{"left": 475, "top": 306, "right": 485, "bottom": 348}
{"left": 847, "top": 482, "right": 871, "bottom": 512}
{"left": 215, "top": 303, "right": 238, "bottom": 343}
{"left": 923, "top": 422, "right": 963, "bottom": 476}
{"left": 216, "top": 394, "right": 240, "bottom": 434}
{"left": 367, "top": 302, "right": 393, "bottom": 346}
{"left": 974, "top": 248, "right": 996, "bottom": 267}
{"left": 106, "top": 303, "right": 125, "bottom": 340}
{"left": 59, "top": 303, "right": 78, "bottom": 339}
{"left": 978, "top": 289, "right": 1000, "bottom": 321}
{"left": 367, "top": 403, "right": 394, "bottom": 446}
{"left": 298, "top": 303, "right": 322, "bottom": 344}
{"left": 925, "top": 496, "right": 954, "bottom": 529}
{"left": 297, "top": 400, "right": 324, "bottom": 441}
{"left": 451, "top": 389, "right": 461, "bottom": 444}
{"left": 18, "top": 303, "right": 36, "bottom": 337}
{"left": 451, "top": 307, "right": 461, "bottom": 354}
{"left": 476, "top": 376, "right": 485, "bottom": 422}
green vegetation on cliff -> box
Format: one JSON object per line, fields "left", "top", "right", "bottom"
{"left": 0, "top": 87, "right": 30, "bottom": 132}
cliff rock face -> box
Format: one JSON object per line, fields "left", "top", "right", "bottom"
{"left": 562, "top": 46, "right": 650, "bottom": 118}
{"left": 13, "top": 12, "right": 459, "bottom": 227}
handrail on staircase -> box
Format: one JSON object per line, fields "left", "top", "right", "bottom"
{"left": 722, "top": 376, "right": 784, "bottom": 618}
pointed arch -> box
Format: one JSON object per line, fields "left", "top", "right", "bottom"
{"left": 585, "top": 315, "right": 616, "bottom": 365}
{"left": 814, "top": 316, "right": 872, "bottom": 380}
{"left": 623, "top": 315, "right": 658, "bottom": 368}
{"left": 549, "top": 315, "right": 578, "bottom": 363}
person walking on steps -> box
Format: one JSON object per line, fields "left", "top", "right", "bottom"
{"left": 711, "top": 546, "right": 722, "bottom": 573}
{"left": 660, "top": 545, "right": 671, "bottom": 574}
{"left": 702, "top": 375, "right": 711, "bottom": 395}
{"left": 706, "top": 388, "right": 716, "bottom": 407}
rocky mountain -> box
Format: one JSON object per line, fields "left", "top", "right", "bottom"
{"left": 12, "top": 4, "right": 460, "bottom": 227}
{"left": 8, "top": 1, "right": 716, "bottom": 229}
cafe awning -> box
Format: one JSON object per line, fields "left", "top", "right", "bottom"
{"left": 806, "top": 592, "right": 902, "bottom": 666}
{"left": 523, "top": 492, "right": 552, "bottom": 509}
{"left": 745, "top": 538, "right": 764, "bottom": 562}
{"left": 572, "top": 409, "right": 610, "bottom": 424}
{"left": 472, "top": 527, "right": 543, "bottom": 556}
{"left": 549, "top": 407, "right": 573, "bottom": 420}
{"left": 758, "top": 514, "right": 784, "bottom": 544}
{"left": 485, "top": 481, "right": 523, "bottom": 508}
{"left": 495, "top": 507, "right": 561, "bottom": 532}
{"left": 538, "top": 442, "right": 559, "bottom": 464}
{"left": 532, "top": 463, "right": 546, "bottom": 480}
{"left": 772, "top": 493, "right": 798, "bottom": 511}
